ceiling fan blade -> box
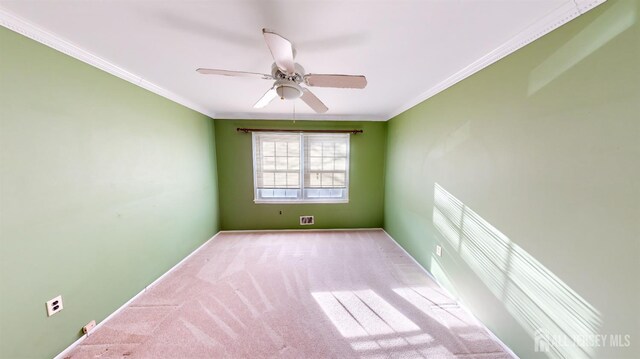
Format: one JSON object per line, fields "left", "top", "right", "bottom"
{"left": 300, "top": 88, "right": 328, "bottom": 113}
{"left": 196, "top": 68, "right": 272, "bottom": 79}
{"left": 254, "top": 87, "right": 278, "bottom": 108}
{"left": 262, "top": 29, "right": 296, "bottom": 75}
{"left": 304, "top": 74, "right": 367, "bottom": 89}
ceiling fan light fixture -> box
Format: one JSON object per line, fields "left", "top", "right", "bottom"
{"left": 275, "top": 80, "right": 303, "bottom": 100}
{"left": 197, "top": 29, "right": 367, "bottom": 113}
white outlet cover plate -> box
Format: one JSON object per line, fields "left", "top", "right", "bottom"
{"left": 46, "top": 295, "right": 63, "bottom": 317}
{"left": 436, "top": 245, "right": 443, "bottom": 257}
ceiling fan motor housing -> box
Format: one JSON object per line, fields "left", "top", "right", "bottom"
{"left": 272, "top": 63, "right": 304, "bottom": 82}
{"left": 271, "top": 63, "right": 305, "bottom": 100}
{"left": 197, "top": 29, "right": 366, "bottom": 113}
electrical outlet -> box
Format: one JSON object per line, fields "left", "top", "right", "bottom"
{"left": 436, "top": 245, "right": 442, "bottom": 257}
{"left": 46, "top": 295, "right": 63, "bottom": 317}
{"left": 300, "top": 215, "right": 314, "bottom": 225}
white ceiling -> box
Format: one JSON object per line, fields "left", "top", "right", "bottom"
{"left": 0, "top": 0, "right": 602, "bottom": 121}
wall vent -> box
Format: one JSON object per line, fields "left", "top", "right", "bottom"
{"left": 300, "top": 216, "right": 314, "bottom": 225}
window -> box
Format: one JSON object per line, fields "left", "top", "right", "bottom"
{"left": 253, "top": 132, "right": 350, "bottom": 203}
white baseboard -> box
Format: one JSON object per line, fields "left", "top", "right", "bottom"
{"left": 55, "top": 228, "right": 515, "bottom": 358}
{"left": 54, "top": 231, "right": 222, "bottom": 359}
{"left": 380, "top": 229, "right": 520, "bottom": 359}
{"left": 219, "top": 227, "right": 382, "bottom": 234}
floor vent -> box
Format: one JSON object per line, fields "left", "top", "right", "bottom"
{"left": 300, "top": 216, "right": 314, "bottom": 225}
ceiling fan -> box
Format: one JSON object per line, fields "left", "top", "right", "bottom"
{"left": 196, "top": 29, "right": 367, "bottom": 113}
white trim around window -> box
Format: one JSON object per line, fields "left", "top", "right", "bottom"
{"left": 252, "top": 132, "right": 350, "bottom": 204}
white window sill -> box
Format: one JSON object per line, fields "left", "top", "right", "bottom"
{"left": 254, "top": 199, "right": 349, "bottom": 204}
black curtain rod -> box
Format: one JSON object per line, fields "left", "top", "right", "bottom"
{"left": 237, "top": 128, "right": 363, "bottom": 135}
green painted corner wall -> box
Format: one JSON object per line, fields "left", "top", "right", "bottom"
{"left": 0, "top": 28, "right": 220, "bottom": 358}
{"left": 214, "top": 119, "right": 386, "bottom": 230}
{"left": 383, "top": 1, "right": 639, "bottom": 358}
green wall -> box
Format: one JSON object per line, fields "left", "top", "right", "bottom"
{"left": 215, "top": 119, "right": 386, "bottom": 230}
{"left": 0, "top": 28, "right": 220, "bottom": 358}
{"left": 384, "top": 1, "right": 639, "bottom": 358}
{"left": 2, "top": 0, "right": 639, "bottom": 357}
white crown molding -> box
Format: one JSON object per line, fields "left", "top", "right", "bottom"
{"left": 2, "top": 1, "right": 606, "bottom": 122}
{"left": 214, "top": 112, "right": 387, "bottom": 121}
{"left": 385, "top": 0, "right": 607, "bottom": 120}
{"left": 574, "top": 0, "right": 607, "bottom": 14}
{"left": 0, "top": 7, "right": 217, "bottom": 119}
{"left": 0, "top": 8, "right": 379, "bottom": 122}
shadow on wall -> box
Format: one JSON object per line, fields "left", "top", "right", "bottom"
{"left": 432, "top": 183, "right": 601, "bottom": 359}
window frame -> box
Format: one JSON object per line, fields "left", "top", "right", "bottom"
{"left": 252, "top": 132, "right": 350, "bottom": 204}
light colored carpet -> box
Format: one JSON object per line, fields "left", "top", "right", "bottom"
{"left": 64, "top": 230, "right": 513, "bottom": 359}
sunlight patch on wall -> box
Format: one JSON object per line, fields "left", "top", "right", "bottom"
{"left": 432, "top": 183, "right": 602, "bottom": 359}
{"left": 460, "top": 200, "right": 511, "bottom": 298}
{"left": 528, "top": 0, "right": 636, "bottom": 95}
{"left": 433, "top": 182, "right": 464, "bottom": 248}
